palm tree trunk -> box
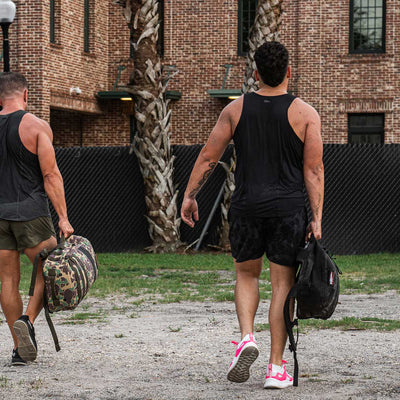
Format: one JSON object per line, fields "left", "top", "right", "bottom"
{"left": 243, "top": 0, "right": 284, "bottom": 93}
{"left": 219, "top": 0, "right": 283, "bottom": 249}
{"left": 117, "top": 0, "right": 181, "bottom": 252}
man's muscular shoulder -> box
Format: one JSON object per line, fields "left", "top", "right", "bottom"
{"left": 223, "top": 95, "right": 244, "bottom": 134}
{"left": 288, "top": 98, "right": 320, "bottom": 142}
{"left": 19, "top": 113, "right": 53, "bottom": 154}
{"left": 21, "top": 113, "right": 52, "bottom": 138}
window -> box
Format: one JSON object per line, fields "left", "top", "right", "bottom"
{"left": 349, "top": 0, "right": 385, "bottom": 53}
{"left": 348, "top": 114, "right": 384, "bottom": 144}
{"left": 50, "top": 0, "right": 55, "bottom": 43}
{"left": 157, "top": 0, "right": 164, "bottom": 57}
{"left": 238, "top": 0, "right": 257, "bottom": 56}
{"left": 84, "top": 0, "right": 91, "bottom": 53}
{"left": 50, "top": 0, "right": 61, "bottom": 44}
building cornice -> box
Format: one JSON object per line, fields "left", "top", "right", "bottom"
{"left": 338, "top": 98, "right": 394, "bottom": 113}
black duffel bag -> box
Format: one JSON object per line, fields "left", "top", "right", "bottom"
{"left": 284, "top": 235, "right": 342, "bottom": 386}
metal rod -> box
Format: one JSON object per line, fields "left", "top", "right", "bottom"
{"left": 1, "top": 23, "right": 10, "bottom": 72}
{"left": 194, "top": 182, "right": 226, "bottom": 251}
{"left": 221, "top": 64, "right": 233, "bottom": 90}
{"left": 113, "top": 65, "right": 126, "bottom": 91}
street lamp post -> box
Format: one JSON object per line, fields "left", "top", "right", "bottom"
{"left": 0, "top": 0, "right": 16, "bottom": 72}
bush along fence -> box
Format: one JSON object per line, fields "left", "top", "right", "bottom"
{"left": 52, "top": 144, "right": 400, "bottom": 254}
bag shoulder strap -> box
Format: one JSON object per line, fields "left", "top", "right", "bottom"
{"left": 29, "top": 249, "right": 49, "bottom": 296}
{"left": 44, "top": 305, "right": 61, "bottom": 352}
{"left": 28, "top": 235, "right": 66, "bottom": 352}
{"left": 284, "top": 285, "right": 300, "bottom": 387}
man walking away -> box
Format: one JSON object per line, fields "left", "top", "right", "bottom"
{"left": 181, "top": 42, "right": 324, "bottom": 389}
{"left": 0, "top": 72, "right": 74, "bottom": 365}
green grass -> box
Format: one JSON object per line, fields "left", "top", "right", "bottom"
{"left": 62, "top": 311, "right": 107, "bottom": 325}
{"left": 334, "top": 253, "right": 400, "bottom": 294}
{"left": 0, "top": 376, "right": 9, "bottom": 388}
{"left": 255, "top": 317, "right": 400, "bottom": 332}
{"left": 17, "top": 252, "right": 400, "bottom": 303}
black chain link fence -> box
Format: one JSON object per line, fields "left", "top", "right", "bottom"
{"left": 322, "top": 144, "right": 400, "bottom": 254}
{"left": 52, "top": 144, "right": 399, "bottom": 255}
{"left": 52, "top": 145, "right": 233, "bottom": 252}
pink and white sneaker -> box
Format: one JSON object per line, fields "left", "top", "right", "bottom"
{"left": 227, "top": 333, "right": 259, "bottom": 383}
{"left": 264, "top": 360, "right": 293, "bottom": 389}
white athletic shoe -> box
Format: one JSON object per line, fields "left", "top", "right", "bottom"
{"left": 264, "top": 360, "right": 293, "bottom": 389}
{"left": 227, "top": 333, "right": 259, "bottom": 383}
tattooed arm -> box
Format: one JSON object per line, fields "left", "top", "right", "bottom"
{"left": 181, "top": 100, "right": 240, "bottom": 228}
{"left": 303, "top": 104, "right": 324, "bottom": 240}
{"left": 187, "top": 161, "right": 217, "bottom": 199}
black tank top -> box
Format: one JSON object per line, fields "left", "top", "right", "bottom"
{"left": 231, "top": 92, "right": 305, "bottom": 217}
{"left": 0, "top": 110, "right": 50, "bottom": 221}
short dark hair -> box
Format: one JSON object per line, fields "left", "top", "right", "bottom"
{"left": 254, "top": 41, "right": 289, "bottom": 87}
{"left": 0, "top": 72, "right": 28, "bottom": 98}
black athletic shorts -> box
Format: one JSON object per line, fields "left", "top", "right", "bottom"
{"left": 229, "top": 208, "right": 307, "bottom": 266}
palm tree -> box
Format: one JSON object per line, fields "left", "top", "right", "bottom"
{"left": 219, "top": 0, "right": 283, "bottom": 248}
{"left": 243, "top": 0, "right": 283, "bottom": 93}
{"left": 116, "top": 0, "right": 181, "bottom": 252}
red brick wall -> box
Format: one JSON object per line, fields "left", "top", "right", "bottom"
{"left": 51, "top": 109, "right": 83, "bottom": 147}
{"left": 290, "top": 0, "right": 398, "bottom": 144}
{"left": 108, "top": 2, "right": 134, "bottom": 92}
{"left": 10, "top": 0, "right": 132, "bottom": 147}
{"left": 164, "top": 0, "right": 246, "bottom": 145}
{"left": 47, "top": 0, "right": 109, "bottom": 110}
{"left": 10, "top": 1, "right": 51, "bottom": 121}
{"left": 82, "top": 101, "right": 131, "bottom": 147}
{"left": 51, "top": 101, "right": 131, "bottom": 147}
{"left": 165, "top": 0, "right": 399, "bottom": 145}
{"left": 8, "top": 0, "right": 400, "bottom": 146}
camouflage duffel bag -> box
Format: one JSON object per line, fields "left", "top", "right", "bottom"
{"left": 29, "top": 235, "right": 98, "bottom": 351}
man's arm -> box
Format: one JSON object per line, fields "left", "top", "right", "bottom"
{"left": 303, "top": 106, "right": 324, "bottom": 240}
{"left": 36, "top": 123, "right": 74, "bottom": 238}
{"left": 181, "top": 104, "right": 235, "bottom": 227}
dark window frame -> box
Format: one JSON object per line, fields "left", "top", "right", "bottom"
{"left": 50, "top": 0, "right": 61, "bottom": 45}
{"left": 158, "top": 0, "right": 164, "bottom": 57}
{"left": 238, "top": 0, "right": 257, "bottom": 56}
{"left": 348, "top": 113, "right": 385, "bottom": 144}
{"left": 349, "top": 0, "right": 386, "bottom": 54}
{"left": 50, "top": 0, "right": 55, "bottom": 43}
{"left": 84, "top": 0, "right": 91, "bottom": 53}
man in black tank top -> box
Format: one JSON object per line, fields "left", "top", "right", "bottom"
{"left": 181, "top": 42, "right": 324, "bottom": 389}
{"left": 0, "top": 72, "right": 74, "bottom": 365}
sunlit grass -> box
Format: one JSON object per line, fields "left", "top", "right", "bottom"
{"left": 17, "top": 252, "right": 400, "bottom": 302}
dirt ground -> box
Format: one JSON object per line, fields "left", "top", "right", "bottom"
{"left": 0, "top": 291, "right": 399, "bottom": 400}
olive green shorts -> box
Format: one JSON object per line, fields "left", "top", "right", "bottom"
{"left": 0, "top": 217, "right": 56, "bottom": 251}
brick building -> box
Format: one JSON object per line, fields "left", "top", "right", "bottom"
{"left": 7, "top": 0, "right": 399, "bottom": 146}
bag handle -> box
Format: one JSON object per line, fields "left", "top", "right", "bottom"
{"left": 28, "top": 235, "right": 66, "bottom": 297}
{"left": 29, "top": 250, "right": 49, "bottom": 296}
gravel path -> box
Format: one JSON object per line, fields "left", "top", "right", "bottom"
{"left": 0, "top": 291, "right": 399, "bottom": 399}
